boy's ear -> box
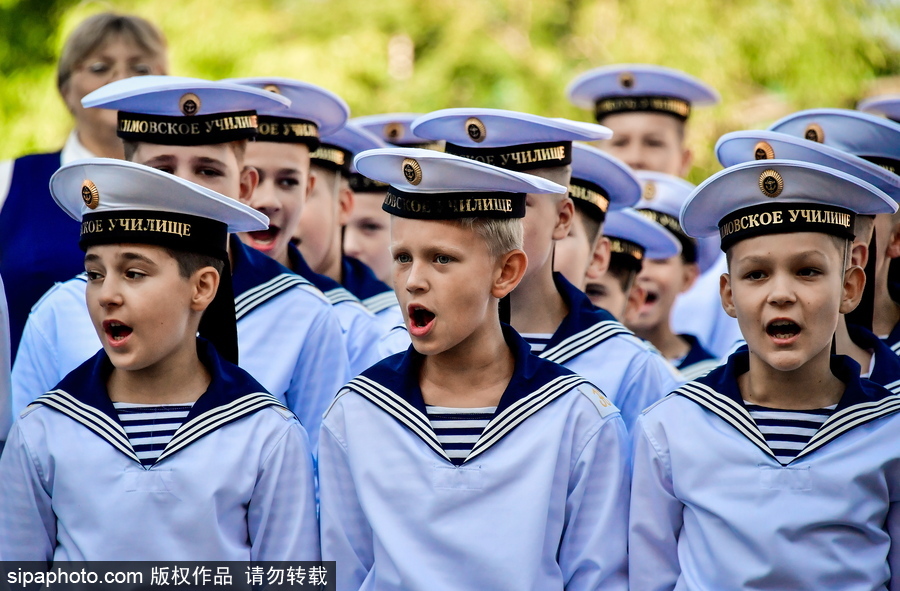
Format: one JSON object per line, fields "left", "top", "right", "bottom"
{"left": 551, "top": 197, "right": 575, "bottom": 241}
{"left": 586, "top": 236, "right": 611, "bottom": 279}
{"left": 239, "top": 166, "right": 260, "bottom": 203}
{"left": 305, "top": 170, "right": 316, "bottom": 202}
{"left": 492, "top": 249, "right": 528, "bottom": 299}
{"left": 190, "top": 267, "right": 221, "bottom": 313}
{"left": 623, "top": 283, "right": 647, "bottom": 325}
{"left": 681, "top": 261, "right": 701, "bottom": 294}
{"left": 840, "top": 264, "right": 867, "bottom": 315}
{"left": 719, "top": 272, "right": 736, "bottom": 318}
{"left": 851, "top": 239, "right": 870, "bottom": 268}
{"left": 679, "top": 147, "right": 693, "bottom": 178}
{"left": 337, "top": 184, "right": 355, "bottom": 226}
{"left": 887, "top": 220, "right": 900, "bottom": 260}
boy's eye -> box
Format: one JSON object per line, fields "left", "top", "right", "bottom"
{"left": 395, "top": 253, "right": 412, "bottom": 264}
{"left": 361, "top": 221, "right": 384, "bottom": 233}
{"left": 198, "top": 167, "right": 224, "bottom": 177}
{"left": 277, "top": 177, "right": 300, "bottom": 188}
{"left": 85, "top": 271, "right": 103, "bottom": 281}
{"left": 797, "top": 267, "right": 822, "bottom": 278}
{"left": 125, "top": 270, "right": 147, "bottom": 280}
{"left": 586, "top": 284, "right": 607, "bottom": 298}
{"left": 744, "top": 270, "right": 766, "bottom": 281}
{"left": 435, "top": 254, "right": 453, "bottom": 265}
{"left": 131, "top": 64, "right": 152, "bottom": 75}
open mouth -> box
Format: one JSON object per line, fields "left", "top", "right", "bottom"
{"left": 644, "top": 291, "right": 659, "bottom": 305}
{"left": 766, "top": 319, "right": 801, "bottom": 340}
{"left": 104, "top": 320, "right": 133, "bottom": 343}
{"left": 408, "top": 304, "right": 436, "bottom": 337}
{"left": 247, "top": 226, "right": 281, "bottom": 249}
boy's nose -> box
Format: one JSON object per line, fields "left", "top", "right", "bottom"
{"left": 249, "top": 182, "right": 280, "bottom": 214}
{"left": 405, "top": 261, "right": 428, "bottom": 293}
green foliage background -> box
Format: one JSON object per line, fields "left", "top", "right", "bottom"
{"left": 1, "top": 0, "right": 899, "bottom": 182}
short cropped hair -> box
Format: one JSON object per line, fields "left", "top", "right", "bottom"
{"left": 452, "top": 218, "right": 524, "bottom": 258}
{"left": 606, "top": 261, "right": 638, "bottom": 293}
{"left": 57, "top": 12, "right": 168, "bottom": 93}
{"left": 163, "top": 248, "right": 225, "bottom": 280}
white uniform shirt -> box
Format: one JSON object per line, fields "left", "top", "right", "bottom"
{"left": 11, "top": 238, "right": 349, "bottom": 451}
{"left": 537, "top": 274, "right": 682, "bottom": 432}
{"left": 0, "top": 340, "right": 319, "bottom": 561}
{"left": 319, "top": 327, "right": 630, "bottom": 591}
{"left": 630, "top": 349, "right": 900, "bottom": 590}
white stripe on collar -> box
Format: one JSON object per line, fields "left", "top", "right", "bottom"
{"left": 363, "top": 292, "right": 400, "bottom": 314}
{"left": 540, "top": 320, "right": 632, "bottom": 365}
{"left": 234, "top": 273, "right": 314, "bottom": 320}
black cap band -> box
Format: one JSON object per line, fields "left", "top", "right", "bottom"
{"left": 310, "top": 144, "right": 352, "bottom": 174}
{"left": 609, "top": 237, "right": 645, "bottom": 272}
{"left": 254, "top": 116, "right": 320, "bottom": 150}
{"left": 117, "top": 111, "right": 258, "bottom": 146}
{"left": 79, "top": 210, "right": 229, "bottom": 260}
{"left": 569, "top": 178, "right": 610, "bottom": 223}
{"left": 861, "top": 156, "right": 900, "bottom": 177}
{"left": 594, "top": 96, "right": 691, "bottom": 122}
{"left": 445, "top": 141, "right": 572, "bottom": 172}
{"left": 348, "top": 173, "right": 389, "bottom": 193}
{"left": 718, "top": 203, "right": 855, "bottom": 252}
{"left": 636, "top": 208, "right": 697, "bottom": 263}
{"left": 382, "top": 187, "right": 525, "bottom": 220}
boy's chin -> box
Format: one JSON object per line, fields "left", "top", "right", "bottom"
{"left": 751, "top": 346, "right": 821, "bottom": 373}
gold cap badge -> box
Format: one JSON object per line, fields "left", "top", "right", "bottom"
{"left": 618, "top": 72, "right": 635, "bottom": 89}
{"left": 753, "top": 141, "right": 775, "bottom": 160}
{"left": 402, "top": 158, "right": 423, "bottom": 185}
{"left": 179, "top": 93, "right": 201, "bottom": 116}
{"left": 81, "top": 180, "right": 100, "bottom": 209}
{"left": 804, "top": 123, "right": 824, "bottom": 143}
{"left": 465, "top": 117, "right": 486, "bottom": 143}
{"left": 384, "top": 122, "right": 404, "bottom": 141}
{"left": 759, "top": 169, "right": 784, "bottom": 198}
{"left": 263, "top": 84, "right": 281, "bottom": 94}
{"left": 642, "top": 180, "right": 657, "bottom": 202}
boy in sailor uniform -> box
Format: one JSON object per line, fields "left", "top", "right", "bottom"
{"left": 318, "top": 149, "right": 630, "bottom": 591}
{"left": 553, "top": 143, "right": 641, "bottom": 292}
{"left": 584, "top": 208, "right": 681, "bottom": 325}
{"left": 566, "top": 64, "right": 741, "bottom": 359}
{"left": 767, "top": 110, "right": 900, "bottom": 359}
{"left": 0, "top": 159, "right": 319, "bottom": 561}
{"left": 625, "top": 172, "right": 719, "bottom": 380}
{"left": 629, "top": 159, "right": 900, "bottom": 590}
{"left": 11, "top": 77, "right": 350, "bottom": 451}
{"left": 226, "top": 77, "right": 386, "bottom": 376}
{"left": 301, "top": 124, "right": 405, "bottom": 327}
{"left": 718, "top": 129, "right": 900, "bottom": 392}
{"left": 412, "top": 109, "right": 680, "bottom": 431}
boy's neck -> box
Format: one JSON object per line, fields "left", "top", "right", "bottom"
{"left": 107, "top": 338, "right": 211, "bottom": 405}
{"left": 509, "top": 263, "right": 569, "bottom": 334}
{"left": 420, "top": 320, "right": 515, "bottom": 409}
{"left": 833, "top": 316, "right": 873, "bottom": 373}
{"left": 739, "top": 344, "right": 844, "bottom": 410}
{"left": 634, "top": 321, "right": 690, "bottom": 362}
{"left": 872, "top": 288, "right": 900, "bottom": 337}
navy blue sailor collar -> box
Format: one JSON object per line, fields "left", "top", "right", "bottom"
{"left": 343, "top": 323, "right": 588, "bottom": 464}
{"left": 32, "top": 338, "right": 285, "bottom": 468}
{"left": 882, "top": 320, "right": 900, "bottom": 356}
{"left": 538, "top": 272, "right": 632, "bottom": 365}
{"left": 341, "top": 255, "right": 398, "bottom": 314}
{"left": 676, "top": 333, "right": 719, "bottom": 381}
{"left": 847, "top": 324, "right": 900, "bottom": 394}
{"left": 677, "top": 345, "right": 900, "bottom": 464}
{"left": 288, "top": 243, "right": 360, "bottom": 306}
{"left": 230, "top": 236, "right": 314, "bottom": 320}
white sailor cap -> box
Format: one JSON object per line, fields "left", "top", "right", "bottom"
{"left": 633, "top": 170, "right": 719, "bottom": 271}
{"left": 566, "top": 64, "right": 719, "bottom": 122}
{"left": 352, "top": 113, "right": 442, "bottom": 149}
{"left": 768, "top": 108, "right": 900, "bottom": 175}
{"left": 353, "top": 148, "right": 567, "bottom": 220}
{"left": 681, "top": 159, "right": 897, "bottom": 253}
{"left": 51, "top": 158, "right": 267, "bottom": 364}
{"left": 225, "top": 77, "right": 350, "bottom": 147}
{"left": 82, "top": 75, "right": 290, "bottom": 146}
{"left": 604, "top": 208, "right": 682, "bottom": 270}
{"left": 411, "top": 108, "right": 611, "bottom": 172}
{"left": 569, "top": 143, "right": 640, "bottom": 222}
{"left": 857, "top": 95, "right": 900, "bottom": 123}
{"left": 52, "top": 158, "right": 267, "bottom": 256}
{"left": 717, "top": 130, "right": 900, "bottom": 203}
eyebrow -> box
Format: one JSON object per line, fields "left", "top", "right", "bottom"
{"left": 84, "top": 253, "right": 100, "bottom": 264}
{"left": 120, "top": 252, "right": 159, "bottom": 266}
{"left": 193, "top": 156, "right": 228, "bottom": 168}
